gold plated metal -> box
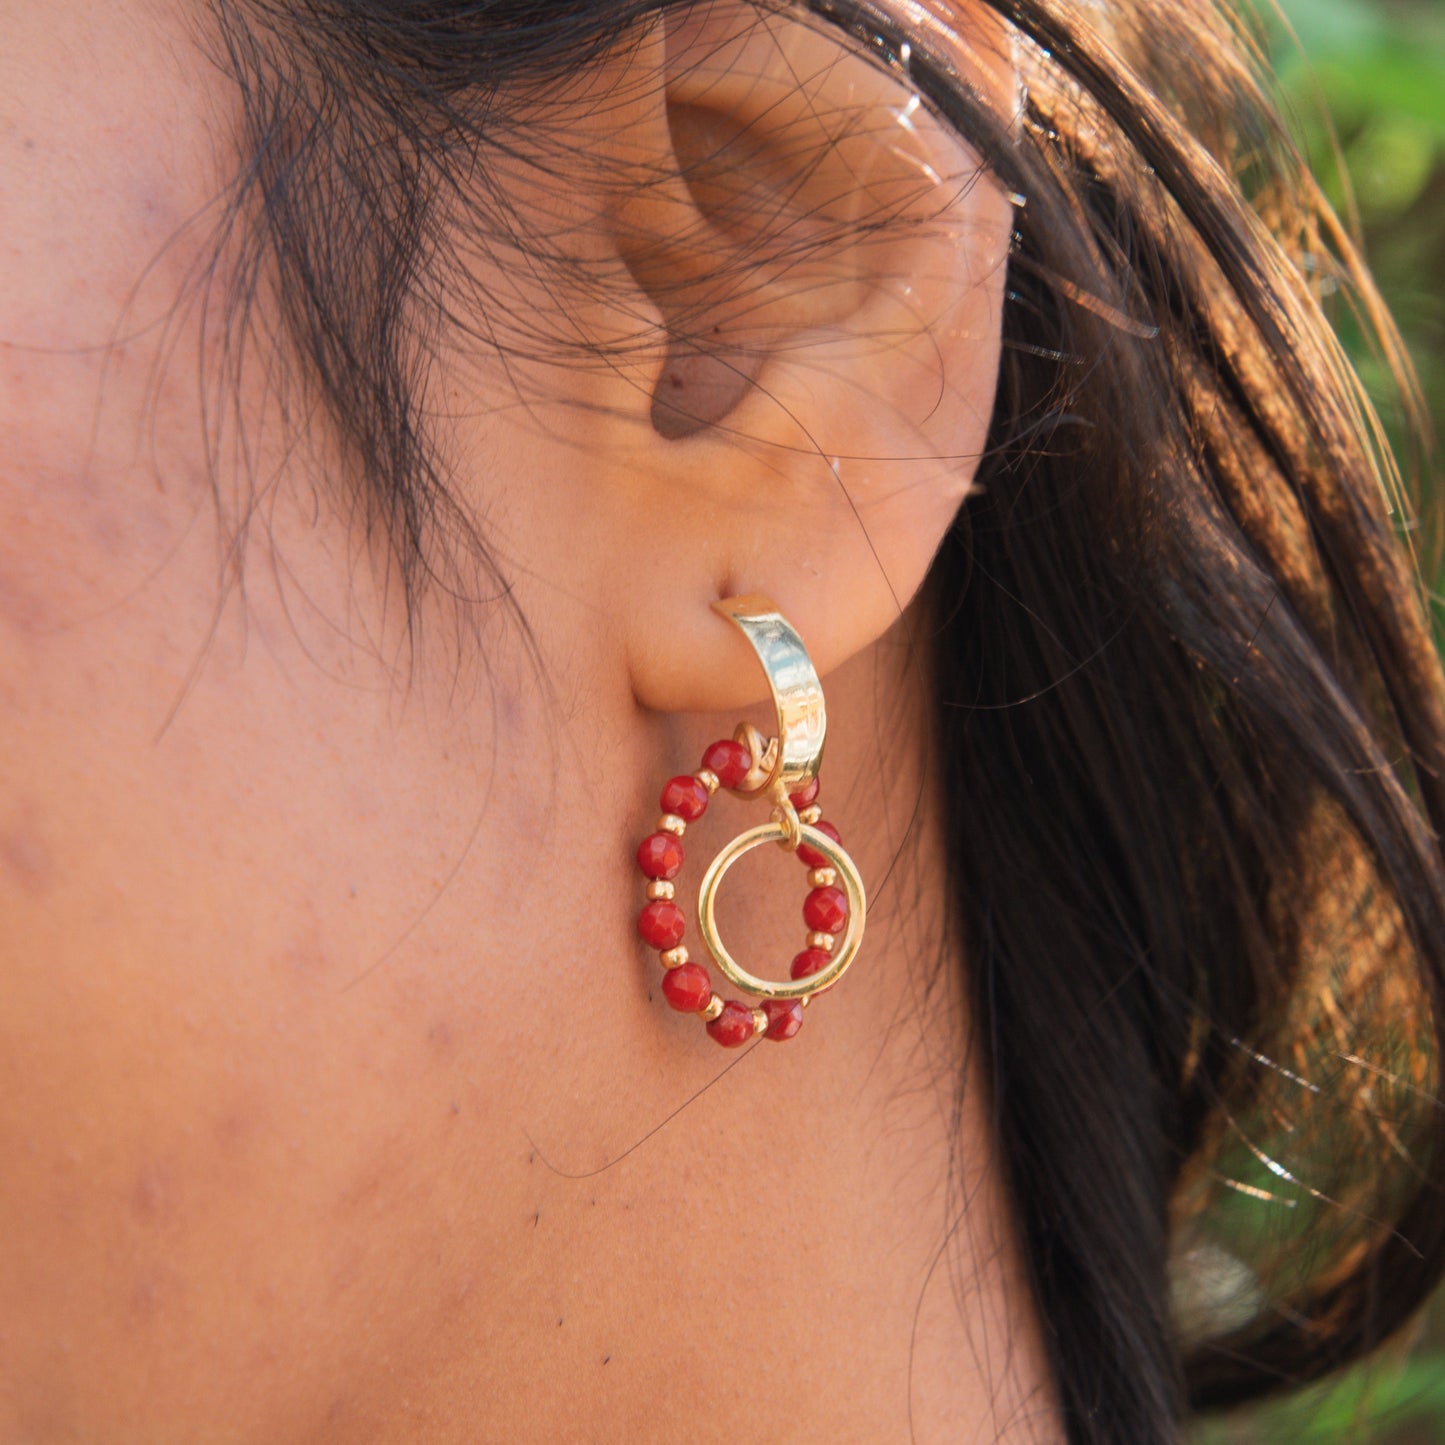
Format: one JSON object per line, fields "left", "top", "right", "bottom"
{"left": 711, "top": 596, "right": 825, "bottom": 797}
{"left": 809, "top": 868, "right": 838, "bottom": 889}
{"left": 770, "top": 795, "right": 803, "bottom": 852}
{"left": 807, "top": 931, "right": 836, "bottom": 952}
{"left": 700, "top": 995, "right": 724, "bottom": 1022}
{"left": 797, "top": 804, "right": 823, "bottom": 827}
{"left": 658, "top": 814, "right": 686, "bottom": 836}
{"left": 696, "top": 769, "right": 721, "bottom": 795}
{"left": 697, "top": 820, "right": 866, "bottom": 999}
{"left": 751, "top": 1007, "right": 769, "bottom": 1036}
{"left": 646, "top": 880, "right": 676, "bottom": 901}
{"left": 661, "top": 946, "right": 689, "bottom": 969}
{"left": 732, "top": 722, "right": 778, "bottom": 796}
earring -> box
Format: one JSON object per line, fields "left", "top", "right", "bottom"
{"left": 635, "top": 595, "right": 867, "bottom": 1047}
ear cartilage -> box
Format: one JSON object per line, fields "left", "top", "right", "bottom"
{"left": 635, "top": 595, "right": 867, "bottom": 1046}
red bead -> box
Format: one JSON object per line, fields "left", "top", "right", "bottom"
{"left": 803, "top": 885, "right": 848, "bottom": 934}
{"left": 660, "top": 775, "right": 710, "bottom": 822}
{"left": 796, "top": 820, "right": 842, "bottom": 870}
{"left": 706, "top": 1000, "right": 756, "bottom": 1047}
{"left": 788, "top": 777, "right": 820, "bottom": 810}
{"left": 638, "top": 900, "right": 686, "bottom": 949}
{"left": 762, "top": 998, "right": 804, "bottom": 1041}
{"left": 790, "top": 947, "right": 831, "bottom": 980}
{"left": 661, "top": 963, "right": 712, "bottom": 1013}
{"left": 701, "top": 739, "right": 752, "bottom": 790}
{"left": 636, "top": 831, "right": 685, "bottom": 880}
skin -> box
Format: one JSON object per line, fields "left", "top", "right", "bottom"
{"left": 0, "top": 0, "right": 1059, "bottom": 1439}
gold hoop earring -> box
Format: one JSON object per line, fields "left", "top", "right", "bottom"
{"left": 635, "top": 596, "right": 867, "bottom": 1046}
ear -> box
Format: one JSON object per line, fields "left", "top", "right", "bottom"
{"left": 461, "top": 2, "right": 1015, "bottom": 711}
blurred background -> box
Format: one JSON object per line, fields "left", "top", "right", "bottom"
{"left": 1278, "top": 0, "right": 1445, "bottom": 443}
{"left": 1193, "top": 1, "right": 1445, "bottom": 1440}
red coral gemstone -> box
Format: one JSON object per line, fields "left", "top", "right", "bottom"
{"left": 706, "top": 1000, "right": 756, "bottom": 1047}
{"left": 636, "top": 831, "right": 685, "bottom": 880}
{"left": 790, "top": 947, "right": 832, "bottom": 980}
{"left": 762, "top": 998, "right": 804, "bottom": 1041}
{"left": 638, "top": 900, "right": 686, "bottom": 949}
{"left": 796, "top": 820, "right": 842, "bottom": 870}
{"left": 788, "top": 777, "right": 820, "bottom": 810}
{"left": 660, "top": 775, "right": 710, "bottom": 822}
{"left": 661, "top": 963, "right": 712, "bottom": 1013}
{"left": 803, "top": 885, "right": 848, "bottom": 934}
{"left": 701, "top": 739, "right": 752, "bottom": 790}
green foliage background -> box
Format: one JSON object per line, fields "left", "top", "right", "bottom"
{"left": 1192, "top": 2, "right": 1445, "bottom": 1441}
{"left": 1278, "top": 0, "right": 1445, "bottom": 453}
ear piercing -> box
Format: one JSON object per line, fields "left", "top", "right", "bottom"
{"left": 634, "top": 596, "right": 866, "bottom": 1046}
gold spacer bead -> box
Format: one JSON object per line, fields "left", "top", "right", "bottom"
{"left": 646, "top": 880, "right": 675, "bottom": 901}
{"left": 751, "top": 1007, "right": 768, "bottom": 1037}
{"left": 700, "top": 995, "right": 724, "bottom": 1022}
{"left": 807, "top": 931, "right": 836, "bottom": 952}
{"left": 658, "top": 813, "right": 686, "bottom": 836}
{"left": 798, "top": 805, "right": 823, "bottom": 826}
{"left": 801, "top": 993, "right": 813, "bottom": 1008}
{"left": 808, "top": 867, "right": 837, "bottom": 889}
{"left": 660, "top": 946, "right": 689, "bottom": 969}
{"left": 695, "top": 768, "right": 720, "bottom": 795}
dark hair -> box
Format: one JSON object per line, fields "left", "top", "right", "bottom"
{"left": 201, "top": 0, "right": 1445, "bottom": 1439}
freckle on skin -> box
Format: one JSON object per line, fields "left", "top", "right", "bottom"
{"left": 274, "top": 910, "right": 331, "bottom": 979}
{"left": 130, "top": 1277, "right": 163, "bottom": 1320}
{"left": 212, "top": 1109, "right": 252, "bottom": 1155}
{"left": 0, "top": 823, "right": 52, "bottom": 893}
{"left": 130, "top": 1164, "right": 177, "bottom": 1226}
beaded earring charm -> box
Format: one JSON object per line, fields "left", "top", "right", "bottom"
{"left": 635, "top": 596, "right": 866, "bottom": 1046}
